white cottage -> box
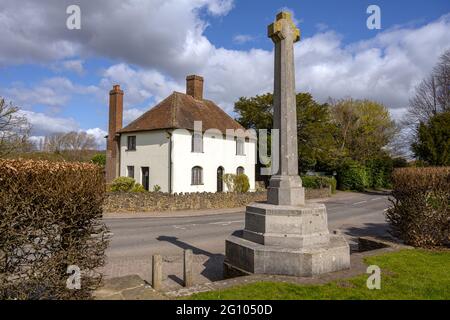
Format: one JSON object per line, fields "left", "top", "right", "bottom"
{"left": 105, "top": 75, "right": 256, "bottom": 193}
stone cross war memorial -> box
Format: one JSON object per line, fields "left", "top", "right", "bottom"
{"left": 224, "top": 12, "right": 351, "bottom": 277}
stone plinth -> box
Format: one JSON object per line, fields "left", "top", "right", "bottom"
{"left": 243, "top": 202, "right": 330, "bottom": 247}
{"left": 224, "top": 201, "right": 350, "bottom": 277}
{"left": 224, "top": 231, "right": 350, "bottom": 277}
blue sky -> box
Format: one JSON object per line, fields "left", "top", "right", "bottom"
{"left": 0, "top": 0, "right": 449, "bottom": 148}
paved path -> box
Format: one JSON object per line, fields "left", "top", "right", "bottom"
{"left": 102, "top": 191, "right": 391, "bottom": 290}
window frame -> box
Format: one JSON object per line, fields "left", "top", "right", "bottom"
{"left": 235, "top": 137, "right": 245, "bottom": 156}
{"left": 191, "top": 132, "right": 203, "bottom": 153}
{"left": 191, "top": 166, "right": 203, "bottom": 185}
{"left": 127, "top": 135, "right": 136, "bottom": 151}
{"left": 127, "top": 165, "right": 135, "bottom": 179}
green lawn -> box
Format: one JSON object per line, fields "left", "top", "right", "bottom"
{"left": 191, "top": 249, "right": 450, "bottom": 300}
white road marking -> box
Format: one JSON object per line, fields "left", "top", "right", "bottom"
{"left": 208, "top": 220, "right": 244, "bottom": 225}
{"left": 173, "top": 220, "right": 244, "bottom": 229}
{"left": 371, "top": 197, "right": 382, "bottom": 201}
{"left": 352, "top": 200, "right": 368, "bottom": 205}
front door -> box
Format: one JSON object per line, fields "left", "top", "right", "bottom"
{"left": 141, "top": 167, "right": 149, "bottom": 191}
{"left": 217, "top": 167, "right": 224, "bottom": 192}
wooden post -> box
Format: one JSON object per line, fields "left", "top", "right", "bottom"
{"left": 0, "top": 250, "right": 6, "bottom": 288}
{"left": 183, "top": 249, "right": 193, "bottom": 287}
{"left": 152, "top": 254, "right": 162, "bottom": 291}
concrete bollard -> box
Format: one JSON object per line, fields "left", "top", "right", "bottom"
{"left": 152, "top": 254, "right": 162, "bottom": 291}
{"left": 183, "top": 249, "right": 193, "bottom": 288}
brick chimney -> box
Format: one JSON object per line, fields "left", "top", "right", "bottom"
{"left": 106, "top": 84, "right": 124, "bottom": 183}
{"left": 186, "top": 75, "right": 204, "bottom": 100}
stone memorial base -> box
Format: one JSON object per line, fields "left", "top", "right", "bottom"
{"left": 224, "top": 202, "right": 350, "bottom": 278}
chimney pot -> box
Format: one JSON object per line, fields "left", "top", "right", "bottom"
{"left": 186, "top": 75, "right": 204, "bottom": 100}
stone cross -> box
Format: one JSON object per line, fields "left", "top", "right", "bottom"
{"left": 267, "top": 12, "right": 305, "bottom": 206}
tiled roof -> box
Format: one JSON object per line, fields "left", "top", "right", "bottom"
{"left": 118, "top": 92, "right": 245, "bottom": 134}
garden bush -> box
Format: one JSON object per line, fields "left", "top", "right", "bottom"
{"left": 235, "top": 174, "right": 250, "bottom": 193}
{"left": 223, "top": 173, "right": 250, "bottom": 193}
{"left": 131, "top": 183, "right": 147, "bottom": 193}
{"left": 301, "top": 176, "right": 336, "bottom": 193}
{"left": 386, "top": 167, "right": 449, "bottom": 247}
{"left": 91, "top": 153, "right": 106, "bottom": 167}
{"left": 0, "top": 159, "right": 109, "bottom": 299}
{"left": 110, "top": 176, "right": 136, "bottom": 192}
{"left": 337, "top": 161, "right": 370, "bottom": 191}
{"left": 365, "top": 156, "right": 393, "bottom": 189}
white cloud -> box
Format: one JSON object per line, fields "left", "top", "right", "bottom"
{"left": 86, "top": 127, "right": 107, "bottom": 149}
{"left": 20, "top": 110, "right": 79, "bottom": 136}
{"left": 294, "top": 15, "right": 450, "bottom": 111}
{"left": 99, "top": 64, "right": 183, "bottom": 106}
{"left": 233, "top": 34, "right": 255, "bottom": 44}
{"left": 124, "top": 108, "right": 146, "bottom": 125}
{"left": 205, "top": 0, "right": 234, "bottom": 16}
{"left": 1, "top": 77, "right": 98, "bottom": 111}
{"left": 51, "top": 60, "right": 85, "bottom": 75}
{"left": 0, "top": 1, "right": 449, "bottom": 127}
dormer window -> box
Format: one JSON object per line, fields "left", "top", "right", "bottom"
{"left": 127, "top": 136, "right": 136, "bottom": 151}
{"left": 191, "top": 132, "right": 203, "bottom": 153}
{"left": 236, "top": 137, "right": 245, "bottom": 156}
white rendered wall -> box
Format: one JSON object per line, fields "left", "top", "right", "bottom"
{"left": 171, "top": 129, "right": 256, "bottom": 193}
{"left": 119, "top": 130, "right": 170, "bottom": 192}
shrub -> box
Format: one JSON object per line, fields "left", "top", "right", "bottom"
{"left": 365, "top": 156, "right": 393, "bottom": 189}
{"left": 386, "top": 167, "right": 449, "bottom": 247}
{"left": 223, "top": 174, "right": 236, "bottom": 192}
{"left": 91, "top": 153, "right": 106, "bottom": 167}
{"left": 235, "top": 174, "right": 250, "bottom": 193}
{"left": 329, "top": 177, "right": 337, "bottom": 194}
{"left": 0, "top": 159, "right": 109, "bottom": 299}
{"left": 131, "top": 183, "right": 147, "bottom": 193}
{"left": 153, "top": 185, "right": 161, "bottom": 192}
{"left": 223, "top": 173, "right": 250, "bottom": 193}
{"left": 301, "top": 176, "right": 336, "bottom": 193}
{"left": 110, "top": 177, "right": 136, "bottom": 192}
{"left": 337, "top": 161, "right": 369, "bottom": 191}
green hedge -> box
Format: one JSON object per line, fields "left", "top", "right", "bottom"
{"left": 301, "top": 176, "right": 336, "bottom": 193}
{"left": 337, "top": 161, "right": 369, "bottom": 191}
{"left": 337, "top": 158, "right": 393, "bottom": 191}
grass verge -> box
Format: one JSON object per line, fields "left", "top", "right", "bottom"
{"left": 191, "top": 249, "right": 450, "bottom": 300}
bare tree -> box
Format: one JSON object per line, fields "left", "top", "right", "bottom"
{"left": 0, "top": 98, "right": 31, "bottom": 157}
{"left": 44, "top": 133, "right": 67, "bottom": 153}
{"left": 44, "top": 131, "right": 97, "bottom": 152}
{"left": 406, "top": 49, "right": 450, "bottom": 125}
{"left": 400, "top": 49, "right": 450, "bottom": 158}
{"left": 63, "top": 131, "right": 97, "bottom": 150}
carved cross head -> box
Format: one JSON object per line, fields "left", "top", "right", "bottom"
{"left": 268, "top": 11, "right": 300, "bottom": 43}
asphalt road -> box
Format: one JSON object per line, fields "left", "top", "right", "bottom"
{"left": 104, "top": 191, "right": 391, "bottom": 259}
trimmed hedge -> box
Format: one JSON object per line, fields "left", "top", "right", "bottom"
{"left": 337, "top": 158, "right": 392, "bottom": 191}
{"left": 0, "top": 159, "right": 109, "bottom": 299}
{"left": 301, "top": 176, "right": 336, "bottom": 193}
{"left": 386, "top": 167, "right": 449, "bottom": 247}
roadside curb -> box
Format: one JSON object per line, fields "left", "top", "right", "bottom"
{"left": 103, "top": 207, "right": 246, "bottom": 219}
